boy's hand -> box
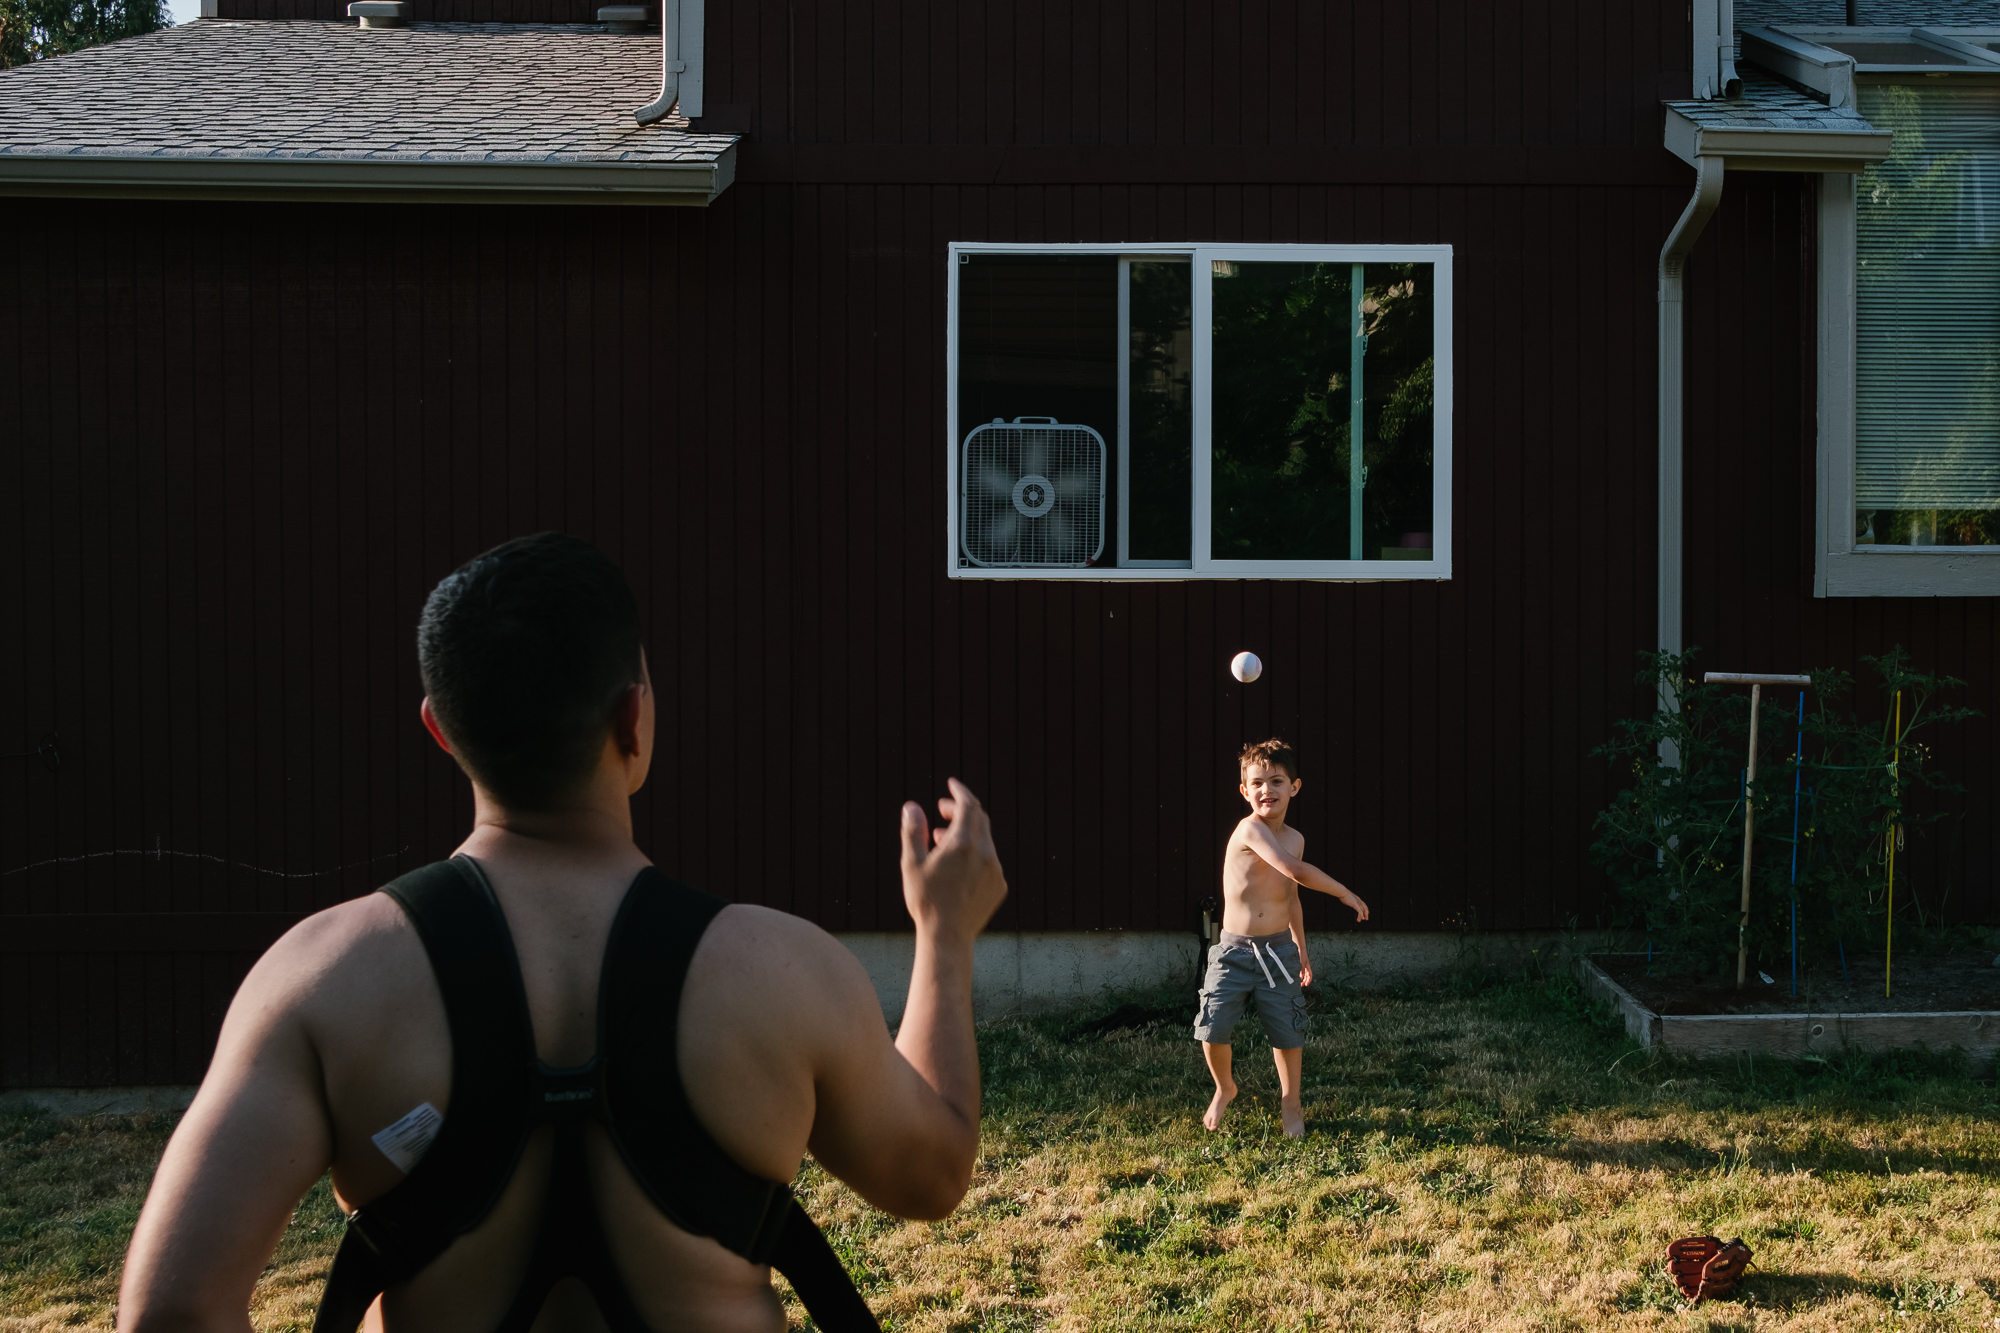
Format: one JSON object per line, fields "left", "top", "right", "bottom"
{"left": 1300, "top": 960, "right": 1313, "bottom": 988}
{"left": 1338, "top": 889, "right": 1370, "bottom": 922}
{"left": 900, "top": 778, "right": 1008, "bottom": 944}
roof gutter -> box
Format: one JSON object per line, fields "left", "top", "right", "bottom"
{"left": 1657, "top": 154, "right": 1725, "bottom": 670}
{"left": 0, "top": 151, "right": 736, "bottom": 206}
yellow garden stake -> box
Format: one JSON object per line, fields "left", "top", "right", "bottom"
{"left": 1886, "top": 689, "right": 1900, "bottom": 999}
{"left": 1705, "top": 672, "right": 1811, "bottom": 989}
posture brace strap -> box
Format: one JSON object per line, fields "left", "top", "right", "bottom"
{"left": 312, "top": 858, "right": 878, "bottom": 1333}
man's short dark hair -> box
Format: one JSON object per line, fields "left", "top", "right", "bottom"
{"left": 418, "top": 533, "right": 643, "bottom": 809}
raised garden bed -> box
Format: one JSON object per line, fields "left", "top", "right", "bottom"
{"left": 1580, "top": 952, "right": 2000, "bottom": 1073}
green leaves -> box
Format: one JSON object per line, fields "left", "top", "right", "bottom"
{"left": 0, "top": 0, "right": 168, "bottom": 69}
{"left": 1590, "top": 648, "right": 1977, "bottom": 979}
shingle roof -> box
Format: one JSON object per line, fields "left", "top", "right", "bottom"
{"left": 1663, "top": 72, "right": 1893, "bottom": 166}
{"left": 1664, "top": 72, "right": 1877, "bottom": 133}
{"left": 0, "top": 20, "right": 736, "bottom": 204}
{"left": 1737, "top": 0, "right": 2000, "bottom": 30}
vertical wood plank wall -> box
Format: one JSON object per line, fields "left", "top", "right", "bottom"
{"left": 4, "top": 0, "right": 1995, "bottom": 1086}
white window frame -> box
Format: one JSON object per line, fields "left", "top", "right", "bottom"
{"left": 945, "top": 241, "right": 1454, "bottom": 581}
{"left": 1816, "top": 89, "right": 2000, "bottom": 597}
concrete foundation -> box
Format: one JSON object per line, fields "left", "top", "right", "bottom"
{"left": 1, "top": 1084, "right": 197, "bottom": 1117}
{"left": 838, "top": 928, "right": 1572, "bottom": 1024}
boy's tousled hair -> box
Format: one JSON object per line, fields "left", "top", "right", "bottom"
{"left": 418, "top": 533, "right": 644, "bottom": 809}
{"left": 1238, "top": 737, "right": 1298, "bottom": 780}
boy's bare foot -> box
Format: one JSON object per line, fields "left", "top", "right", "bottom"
{"left": 1279, "top": 1097, "right": 1305, "bottom": 1138}
{"left": 1203, "top": 1082, "right": 1237, "bottom": 1131}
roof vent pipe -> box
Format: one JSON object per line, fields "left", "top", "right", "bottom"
{"left": 347, "top": 1, "right": 406, "bottom": 27}
{"left": 634, "top": 0, "right": 684, "bottom": 124}
{"left": 1693, "top": 0, "right": 1741, "bottom": 99}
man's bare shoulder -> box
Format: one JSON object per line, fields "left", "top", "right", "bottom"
{"left": 693, "top": 904, "right": 873, "bottom": 1007}
{"left": 240, "top": 892, "right": 428, "bottom": 1021}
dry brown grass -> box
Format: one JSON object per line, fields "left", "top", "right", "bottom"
{"left": 781, "top": 974, "right": 2000, "bottom": 1332}
{"left": 5, "top": 970, "right": 1996, "bottom": 1331}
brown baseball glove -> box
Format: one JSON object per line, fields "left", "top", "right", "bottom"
{"left": 1667, "top": 1235, "right": 1753, "bottom": 1303}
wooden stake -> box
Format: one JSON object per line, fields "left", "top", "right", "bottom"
{"left": 1703, "top": 674, "right": 1808, "bottom": 991}
{"left": 1738, "top": 682, "right": 1761, "bottom": 989}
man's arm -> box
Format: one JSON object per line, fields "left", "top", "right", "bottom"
{"left": 791, "top": 779, "right": 1007, "bottom": 1219}
{"left": 1241, "top": 820, "right": 1370, "bottom": 921}
{"left": 118, "top": 929, "right": 340, "bottom": 1332}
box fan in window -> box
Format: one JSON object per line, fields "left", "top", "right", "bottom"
{"left": 960, "top": 416, "right": 1106, "bottom": 567}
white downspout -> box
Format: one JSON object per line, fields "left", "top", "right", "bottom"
{"left": 634, "top": 0, "right": 685, "bottom": 125}
{"left": 1658, "top": 155, "right": 1724, "bottom": 678}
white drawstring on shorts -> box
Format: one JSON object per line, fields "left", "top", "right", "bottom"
{"left": 1224, "top": 934, "right": 1296, "bottom": 989}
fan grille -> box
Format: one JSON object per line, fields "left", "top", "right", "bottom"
{"left": 961, "top": 419, "right": 1107, "bottom": 567}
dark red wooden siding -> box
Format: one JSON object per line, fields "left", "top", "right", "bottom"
{"left": 5, "top": 3, "right": 1997, "bottom": 1087}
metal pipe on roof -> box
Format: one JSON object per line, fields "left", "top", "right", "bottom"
{"left": 1693, "top": 0, "right": 1742, "bottom": 99}
{"left": 1657, "top": 154, "right": 1725, "bottom": 742}
{"left": 1719, "top": 0, "right": 1741, "bottom": 97}
{"left": 634, "top": 0, "right": 684, "bottom": 125}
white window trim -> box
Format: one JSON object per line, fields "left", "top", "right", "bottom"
{"left": 1817, "top": 174, "right": 2000, "bottom": 596}
{"left": 945, "top": 242, "right": 1454, "bottom": 581}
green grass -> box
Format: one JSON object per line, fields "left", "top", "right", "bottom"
{"left": 5, "top": 966, "right": 1998, "bottom": 1331}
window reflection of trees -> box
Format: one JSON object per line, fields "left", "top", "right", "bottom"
{"left": 1210, "top": 263, "right": 1435, "bottom": 561}
{"left": 1127, "top": 261, "right": 1194, "bottom": 562}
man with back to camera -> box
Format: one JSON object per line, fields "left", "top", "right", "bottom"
{"left": 117, "top": 533, "right": 1009, "bottom": 1333}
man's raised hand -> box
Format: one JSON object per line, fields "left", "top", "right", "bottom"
{"left": 900, "top": 778, "right": 1007, "bottom": 943}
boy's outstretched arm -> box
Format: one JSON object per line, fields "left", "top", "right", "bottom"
{"left": 1241, "top": 821, "right": 1370, "bottom": 921}
{"left": 1287, "top": 889, "right": 1312, "bottom": 987}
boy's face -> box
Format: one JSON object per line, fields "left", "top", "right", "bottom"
{"left": 1240, "top": 762, "right": 1302, "bottom": 820}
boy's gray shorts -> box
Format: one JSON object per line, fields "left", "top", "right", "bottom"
{"left": 1192, "top": 930, "right": 1307, "bottom": 1049}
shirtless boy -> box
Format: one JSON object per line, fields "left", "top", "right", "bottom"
{"left": 1194, "top": 738, "right": 1369, "bottom": 1138}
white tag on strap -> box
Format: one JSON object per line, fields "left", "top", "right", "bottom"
{"left": 371, "top": 1101, "right": 443, "bottom": 1174}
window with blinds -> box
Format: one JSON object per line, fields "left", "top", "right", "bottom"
{"left": 1855, "top": 83, "right": 2000, "bottom": 547}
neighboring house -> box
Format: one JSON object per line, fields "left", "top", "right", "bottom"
{"left": 0, "top": 0, "right": 1994, "bottom": 1090}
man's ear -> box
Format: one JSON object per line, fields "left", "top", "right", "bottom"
{"left": 420, "top": 698, "right": 454, "bottom": 754}
{"left": 611, "top": 681, "right": 647, "bottom": 758}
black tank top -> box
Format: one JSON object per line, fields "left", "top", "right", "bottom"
{"left": 311, "top": 856, "right": 878, "bottom": 1332}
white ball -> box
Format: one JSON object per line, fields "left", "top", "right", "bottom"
{"left": 1230, "top": 651, "right": 1262, "bottom": 683}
